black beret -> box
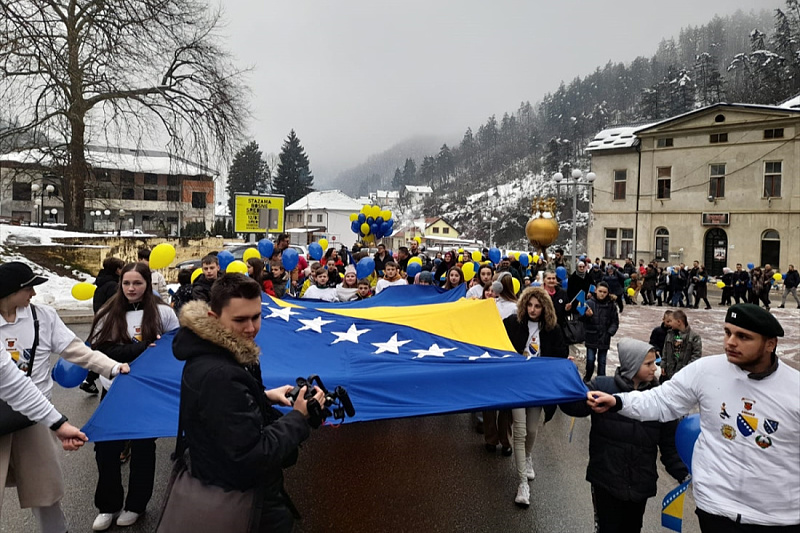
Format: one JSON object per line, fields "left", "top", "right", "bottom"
{"left": 725, "top": 304, "right": 784, "bottom": 338}
{"left": 0, "top": 262, "right": 48, "bottom": 300}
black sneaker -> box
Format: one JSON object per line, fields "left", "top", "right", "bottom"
{"left": 80, "top": 381, "right": 99, "bottom": 395}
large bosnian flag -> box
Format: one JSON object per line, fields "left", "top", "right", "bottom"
{"left": 82, "top": 285, "right": 588, "bottom": 441}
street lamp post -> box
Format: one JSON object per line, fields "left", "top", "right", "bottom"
{"left": 30, "top": 183, "right": 55, "bottom": 226}
{"left": 552, "top": 169, "right": 596, "bottom": 270}
{"left": 118, "top": 208, "right": 126, "bottom": 236}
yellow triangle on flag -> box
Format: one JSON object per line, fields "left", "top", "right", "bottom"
{"left": 270, "top": 297, "right": 516, "bottom": 353}
{"left": 663, "top": 489, "right": 686, "bottom": 519}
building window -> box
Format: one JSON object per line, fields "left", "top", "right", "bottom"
{"left": 655, "top": 228, "right": 669, "bottom": 262}
{"left": 166, "top": 190, "right": 180, "bottom": 202}
{"left": 604, "top": 229, "right": 617, "bottom": 258}
{"left": 120, "top": 171, "right": 134, "bottom": 184}
{"left": 656, "top": 138, "right": 673, "bottom": 148}
{"left": 316, "top": 214, "right": 323, "bottom": 223}
{"left": 144, "top": 173, "right": 158, "bottom": 185}
{"left": 122, "top": 188, "right": 135, "bottom": 199}
{"left": 764, "top": 161, "right": 782, "bottom": 198}
{"left": 12, "top": 182, "right": 32, "bottom": 201}
{"left": 613, "top": 170, "right": 626, "bottom": 200}
{"left": 432, "top": 227, "right": 439, "bottom": 234}
{"left": 96, "top": 171, "right": 112, "bottom": 182}
{"left": 709, "top": 164, "right": 725, "bottom": 198}
{"left": 307, "top": 214, "right": 312, "bottom": 223}
{"left": 764, "top": 128, "right": 784, "bottom": 139}
{"left": 191, "top": 191, "right": 206, "bottom": 208}
{"left": 143, "top": 189, "right": 158, "bottom": 201}
{"left": 710, "top": 133, "right": 728, "bottom": 143}
{"left": 657, "top": 167, "right": 671, "bottom": 199}
{"left": 443, "top": 227, "right": 450, "bottom": 234}
{"left": 287, "top": 214, "right": 293, "bottom": 223}
{"left": 167, "top": 175, "right": 179, "bottom": 186}
{"left": 620, "top": 229, "right": 634, "bottom": 259}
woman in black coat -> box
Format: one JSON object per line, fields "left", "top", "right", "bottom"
{"left": 560, "top": 338, "right": 688, "bottom": 533}
{"left": 502, "top": 287, "right": 568, "bottom": 508}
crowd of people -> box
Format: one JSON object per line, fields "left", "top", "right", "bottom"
{"left": 0, "top": 235, "right": 797, "bottom": 532}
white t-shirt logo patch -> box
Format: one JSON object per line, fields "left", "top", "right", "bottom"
{"left": 731, "top": 312, "right": 737, "bottom": 318}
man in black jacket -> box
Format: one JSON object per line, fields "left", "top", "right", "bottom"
{"left": 779, "top": 264, "right": 800, "bottom": 308}
{"left": 173, "top": 274, "right": 323, "bottom": 532}
{"left": 732, "top": 263, "right": 750, "bottom": 304}
{"left": 191, "top": 254, "right": 220, "bottom": 302}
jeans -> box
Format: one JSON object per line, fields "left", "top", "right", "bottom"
{"left": 585, "top": 347, "right": 608, "bottom": 380}
{"left": 593, "top": 485, "right": 647, "bottom": 533}
{"left": 94, "top": 438, "right": 157, "bottom": 513}
{"left": 511, "top": 407, "right": 542, "bottom": 481}
{"left": 671, "top": 290, "right": 685, "bottom": 307}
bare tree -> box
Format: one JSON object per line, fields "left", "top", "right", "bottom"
{"left": 0, "top": 0, "right": 249, "bottom": 229}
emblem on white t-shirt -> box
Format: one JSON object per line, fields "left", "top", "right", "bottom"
{"left": 720, "top": 424, "right": 736, "bottom": 440}
{"left": 133, "top": 324, "right": 142, "bottom": 342}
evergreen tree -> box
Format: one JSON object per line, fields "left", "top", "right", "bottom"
{"left": 436, "top": 144, "right": 454, "bottom": 185}
{"left": 392, "top": 167, "right": 404, "bottom": 188}
{"left": 273, "top": 130, "right": 314, "bottom": 205}
{"left": 695, "top": 52, "right": 725, "bottom": 106}
{"left": 226, "top": 141, "right": 269, "bottom": 221}
{"left": 418, "top": 156, "right": 437, "bottom": 186}
{"left": 402, "top": 158, "right": 417, "bottom": 185}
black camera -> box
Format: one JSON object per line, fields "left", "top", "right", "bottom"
{"left": 285, "top": 375, "right": 355, "bottom": 429}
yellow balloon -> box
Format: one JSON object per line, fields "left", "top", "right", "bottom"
{"left": 533, "top": 254, "right": 540, "bottom": 263}
{"left": 149, "top": 243, "right": 176, "bottom": 270}
{"left": 512, "top": 278, "right": 520, "bottom": 294}
{"left": 627, "top": 288, "right": 635, "bottom": 296}
{"left": 319, "top": 238, "right": 328, "bottom": 251}
{"left": 361, "top": 205, "right": 369, "bottom": 214}
{"left": 773, "top": 272, "right": 782, "bottom": 281}
{"left": 361, "top": 222, "right": 371, "bottom": 235}
{"left": 408, "top": 256, "right": 423, "bottom": 266}
{"left": 462, "top": 262, "right": 475, "bottom": 281}
{"left": 716, "top": 281, "right": 726, "bottom": 288}
{"left": 243, "top": 248, "right": 261, "bottom": 262}
{"left": 226, "top": 260, "right": 247, "bottom": 274}
{"left": 414, "top": 236, "right": 422, "bottom": 244}
{"left": 471, "top": 250, "right": 482, "bottom": 262}
{"left": 71, "top": 282, "right": 96, "bottom": 301}
{"left": 380, "top": 210, "right": 391, "bottom": 220}
{"left": 191, "top": 267, "right": 203, "bottom": 283}
{"left": 374, "top": 205, "right": 383, "bottom": 218}
{"left": 349, "top": 213, "right": 358, "bottom": 222}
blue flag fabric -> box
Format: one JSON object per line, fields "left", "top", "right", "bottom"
{"left": 661, "top": 479, "right": 691, "bottom": 531}
{"left": 82, "top": 295, "right": 587, "bottom": 442}
{"left": 575, "top": 290, "right": 586, "bottom": 316}
{"left": 282, "top": 283, "right": 467, "bottom": 308}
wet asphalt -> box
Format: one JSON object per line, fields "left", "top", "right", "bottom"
{"left": 1, "top": 323, "right": 701, "bottom": 533}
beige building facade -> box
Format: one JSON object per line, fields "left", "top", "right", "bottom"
{"left": 587, "top": 103, "right": 800, "bottom": 275}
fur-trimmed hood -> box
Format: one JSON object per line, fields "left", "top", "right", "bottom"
{"left": 174, "top": 300, "right": 261, "bottom": 366}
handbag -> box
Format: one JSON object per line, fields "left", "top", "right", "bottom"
{"left": 0, "top": 305, "right": 40, "bottom": 436}
{"left": 156, "top": 397, "right": 262, "bottom": 533}
{"left": 562, "top": 314, "right": 585, "bottom": 345}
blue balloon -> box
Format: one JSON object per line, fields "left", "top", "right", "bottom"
{"left": 282, "top": 248, "right": 299, "bottom": 271}
{"left": 358, "top": 213, "right": 366, "bottom": 224}
{"left": 351, "top": 221, "right": 360, "bottom": 233}
{"left": 376, "top": 217, "right": 384, "bottom": 225}
{"left": 407, "top": 262, "right": 422, "bottom": 278}
{"left": 356, "top": 257, "right": 375, "bottom": 279}
{"left": 556, "top": 266, "right": 567, "bottom": 280}
{"left": 385, "top": 228, "right": 393, "bottom": 237}
{"left": 371, "top": 223, "right": 379, "bottom": 235}
{"left": 52, "top": 358, "right": 88, "bottom": 389}
{"left": 675, "top": 414, "right": 701, "bottom": 474}
{"left": 747, "top": 262, "right": 754, "bottom": 270}
{"left": 386, "top": 218, "right": 394, "bottom": 229}
{"left": 217, "top": 250, "right": 234, "bottom": 271}
{"left": 519, "top": 254, "right": 530, "bottom": 267}
{"left": 488, "top": 247, "right": 501, "bottom": 264}
{"left": 367, "top": 217, "right": 374, "bottom": 225}
{"left": 380, "top": 222, "right": 389, "bottom": 235}
{"left": 257, "top": 239, "right": 274, "bottom": 259}
{"left": 561, "top": 278, "right": 568, "bottom": 291}
{"left": 308, "top": 242, "right": 323, "bottom": 261}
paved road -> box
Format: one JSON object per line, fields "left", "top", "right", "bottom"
{"left": 2, "top": 321, "right": 704, "bottom": 533}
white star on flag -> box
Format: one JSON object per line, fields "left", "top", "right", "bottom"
{"left": 296, "top": 316, "right": 334, "bottom": 333}
{"left": 410, "top": 343, "right": 456, "bottom": 359}
{"left": 264, "top": 306, "right": 300, "bottom": 322}
{"left": 466, "top": 352, "right": 515, "bottom": 361}
{"left": 330, "top": 324, "right": 370, "bottom": 345}
{"left": 371, "top": 333, "right": 412, "bottom": 354}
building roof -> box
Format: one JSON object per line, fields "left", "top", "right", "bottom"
{"left": 375, "top": 189, "right": 400, "bottom": 199}
{"left": 215, "top": 203, "right": 230, "bottom": 217}
{"left": 285, "top": 190, "right": 365, "bottom": 212}
{"left": 586, "top": 124, "right": 654, "bottom": 151}
{"left": 0, "top": 145, "right": 216, "bottom": 175}
{"left": 405, "top": 185, "right": 433, "bottom": 194}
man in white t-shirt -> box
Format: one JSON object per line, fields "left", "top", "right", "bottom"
{"left": 375, "top": 261, "right": 407, "bottom": 294}
{"left": 588, "top": 304, "right": 799, "bottom": 531}
{"left": 0, "top": 262, "right": 129, "bottom": 532}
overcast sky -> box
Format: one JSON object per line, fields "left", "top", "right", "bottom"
{"left": 223, "top": 0, "right": 782, "bottom": 184}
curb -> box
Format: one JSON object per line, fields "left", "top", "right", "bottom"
{"left": 57, "top": 312, "right": 94, "bottom": 325}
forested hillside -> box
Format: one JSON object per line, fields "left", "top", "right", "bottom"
{"left": 346, "top": 5, "right": 800, "bottom": 213}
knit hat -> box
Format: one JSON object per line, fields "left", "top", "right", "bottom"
{"left": 617, "top": 339, "right": 656, "bottom": 380}
{"left": 491, "top": 280, "right": 503, "bottom": 294}
{"left": 725, "top": 304, "right": 784, "bottom": 338}
{"left": 418, "top": 271, "right": 433, "bottom": 284}
{"left": 0, "top": 262, "right": 48, "bottom": 300}
{"left": 344, "top": 264, "right": 356, "bottom": 276}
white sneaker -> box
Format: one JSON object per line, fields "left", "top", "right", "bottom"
{"left": 514, "top": 480, "right": 530, "bottom": 507}
{"left": 525, "top": 455, "right": 536, "bottom": 481}
{"left": 116, "top": 510, "right": 140, "bottom": 527}
{"left": 92, "top": 513, "right": 117, "bottom": 531}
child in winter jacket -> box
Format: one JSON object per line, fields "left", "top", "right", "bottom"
{"left": 581, "top": 281, "right": 619, "bottom": 382}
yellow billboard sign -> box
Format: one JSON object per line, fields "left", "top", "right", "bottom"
{"left": 234, "top": 194, "right": 285, "bottom": 233}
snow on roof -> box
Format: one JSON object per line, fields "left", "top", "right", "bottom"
{"left": 285, "top": 190, "right": 365, "bottom": 212}
{"left": 375, "top": 189, "right": 400, "bottom": 198}
{"left": 779, "top": 94, "right": 800, "bottom": 109}
{"left": 0, "top": 145, "right": 215, "bottom": 176}
{"left": 404, "top": 185, "right": 433, "bottom": 194}
{"left": 586, "top": 124, "right": 654, "bottom": 151}
{"left": 215, "top": 203, "right": 231, "bottom": 217}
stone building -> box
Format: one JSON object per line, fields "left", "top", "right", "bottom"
{"left": 586, "top": 101, "right": 800, "bottom": 274}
